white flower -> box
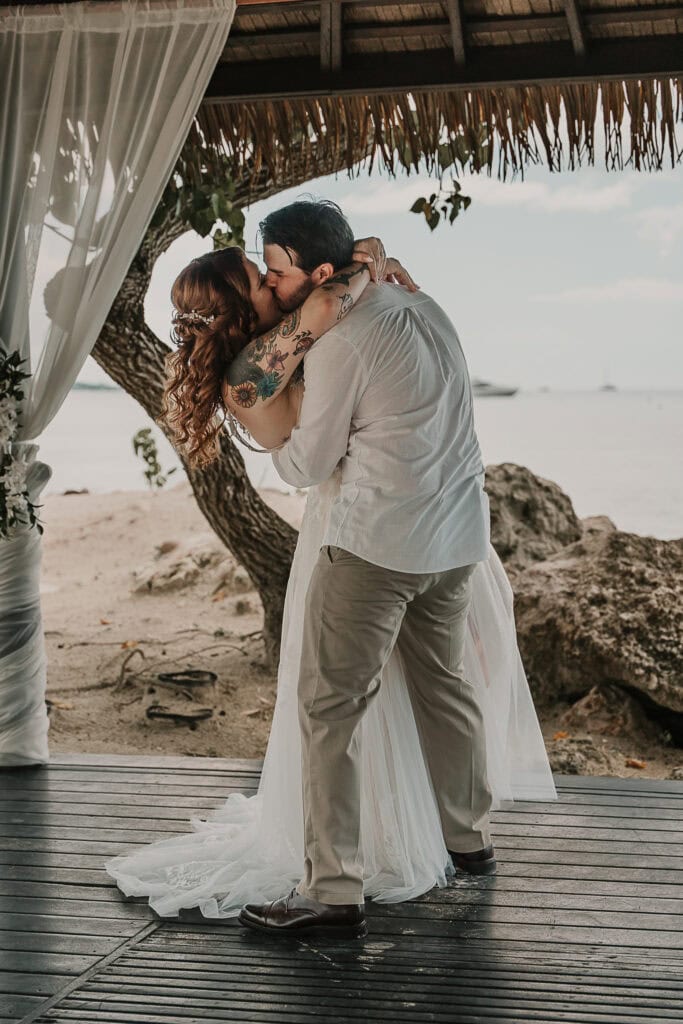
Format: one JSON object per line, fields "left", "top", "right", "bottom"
{"left": 1, "top": 350, "right": 40, "bottom": 538}
{"left": 0, "top": 394, "right": 18, "bottom": 446}
{"left": 3, "top": 455, "right": 29, "bottom": 497}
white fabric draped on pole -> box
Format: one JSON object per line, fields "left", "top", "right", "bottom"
{"left": 0, "top": 0, "right": 235, "bottom": 766}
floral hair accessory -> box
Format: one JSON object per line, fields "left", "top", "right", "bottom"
{"left": 173, "top": 309, "right": 216, "bottom": 326}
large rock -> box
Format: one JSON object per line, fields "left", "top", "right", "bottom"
{"left": 130, "top": 534, "right": 251, "bottom": 595}
{"left": 513, "top": 529, "right": 683, "bottom": 728}
{"left": 485, "top": 463, "right": 582, "bottom": 574}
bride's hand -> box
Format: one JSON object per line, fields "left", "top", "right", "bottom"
{"left": 352, "top": 236, "right": 387, "bottom": 283}
{"left": 383, "top": 257, "right": 419, "bottom": 293}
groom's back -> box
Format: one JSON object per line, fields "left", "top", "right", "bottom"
{"left": 319, "top": 283, "right": 490, "bottom": 572}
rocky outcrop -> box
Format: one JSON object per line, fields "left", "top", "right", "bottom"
{"left": 486, "top": 463, "right": 582, "bottom": 574}
{"left": 546, "top": 737, "right": 616, "bottom": 776}
{"left": 558, "top": 681, "right": 669, "bottom": 746}
{"left": 512, "top": 529, "right": 683, "bottom": 734}
{"left": 484, "top": 463, "right": 682, "bottom": 742}
{"left": 131, "top": 534, "right": 251, "bottom": 595}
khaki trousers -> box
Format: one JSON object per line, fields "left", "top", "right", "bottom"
{"left": 295, "top": 544, "right": 493, "bottom": 904}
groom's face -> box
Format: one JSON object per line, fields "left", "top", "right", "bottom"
{"left": 263, "top": 244, "right": 316, "bottom": 312}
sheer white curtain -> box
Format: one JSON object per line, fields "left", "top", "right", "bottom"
{"left": 0, "top": 0, "right": 235, "bottom": 766}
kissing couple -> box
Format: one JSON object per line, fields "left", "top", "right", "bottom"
{"left": 106, "top": 198, "right": 557, "bottom": 939}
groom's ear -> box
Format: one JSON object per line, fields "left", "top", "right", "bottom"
{"left": 309, "top": 262, "right": 335, "bottom": 287}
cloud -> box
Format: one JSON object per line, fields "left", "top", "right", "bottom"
{"left": 531, "top": 276, "right": 683, "bottom": 303}
{"left": 466, "top": 176, "right": 639, "bottom": 212}
{"left": 338, "top": 178, "right": 436, "bottom": 216}
{"left": 339, "top": 174, "right": 640, "bottom": 217}
{"left": 631, "top": 204, "right": 683, "bottom": 256}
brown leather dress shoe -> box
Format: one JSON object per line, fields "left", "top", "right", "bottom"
{"left": 448, "top": 843, "right": 497, "bottom": 875}
{"left": 238, "top": 887, "right": 368, "bottom": 938}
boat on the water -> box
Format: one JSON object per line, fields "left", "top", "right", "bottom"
{"left": 471, "top": 377, "right": 518, "bottom": 397}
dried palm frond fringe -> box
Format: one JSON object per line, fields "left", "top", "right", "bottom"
{"left": 195, "top": 77, "right": 683, "bottom": 188}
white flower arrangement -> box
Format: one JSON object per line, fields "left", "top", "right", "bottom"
{"left": 0, "top": 347, "right": 43, "bottom": 540}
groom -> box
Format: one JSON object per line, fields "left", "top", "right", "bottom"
{"left": 238, "top": 200, "right": 495, "bottom": 939}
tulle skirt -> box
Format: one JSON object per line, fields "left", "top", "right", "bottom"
{"left": 105, "top": 471, "right": 557, "bottom": 917}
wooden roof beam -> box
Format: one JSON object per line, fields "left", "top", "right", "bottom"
{"left": 206, "top": 35, "right": 683, "bottom": 103}
{"left": 563, "top": 0, "right": 588, "bottom": 57}
{"left": 320, "top": 0, "right": 342, "bottom": 72}
{"left": 446, "top": 0, "right": 466, "bottom": 66}
{"left": 229, "top": 8, "right": 683, "bottom": 41}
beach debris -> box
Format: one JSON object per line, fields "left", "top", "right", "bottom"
{"left": 145, "top": 704, "right": 213, "bottom": 727}
{"left": 241, "top": 695, "right": 275, "bottom": 719}
{"left": 559, "top": 683, "right": 666, "bottom": 745}
{"left": 45, "top": 699, "right": 73, "bottom": 713}
{"left": 155, "top": 539, "right": 178, "bottom": 558}
{"left": 156, "top": 669, "right": 217, "bottom": 688}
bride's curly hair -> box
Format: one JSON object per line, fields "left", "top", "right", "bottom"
{"left": 162, "top": 247, "right": 257, "bottom": 467}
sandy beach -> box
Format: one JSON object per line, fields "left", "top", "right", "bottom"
{"left": 41, "top": 480, "right": 681, "bottom": 779}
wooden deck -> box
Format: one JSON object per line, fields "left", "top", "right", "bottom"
{"left": 1, "top": 754, "right": 682, "bottom": 1024}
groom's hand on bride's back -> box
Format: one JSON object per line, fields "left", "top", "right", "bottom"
{"left": 383, "top": 257, "right": 419, "bottom": 293}
{"left": 353, "top": 237, "right": 419, "bottom": 292}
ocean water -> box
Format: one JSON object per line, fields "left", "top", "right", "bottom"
{"left": 35, "top": 387, "right": 682, "bottom": 540}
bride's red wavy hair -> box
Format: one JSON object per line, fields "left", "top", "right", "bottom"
{"left": 162, "top": 247, "right": 256, "bottom": 467}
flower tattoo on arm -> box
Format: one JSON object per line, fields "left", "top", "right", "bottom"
{"left": 226, "top": 309, "right": 305, "bottom": 408}
{"left": 231, "top": 381, "right": 258, "bottom": 408}
{"left": 293, "top": 331, "right": 315, "bottom": 356}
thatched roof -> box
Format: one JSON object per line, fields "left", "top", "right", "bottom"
{"left": 7, "top": 0, "right": 683, "bottom": 181}
{"left": 196, "top": 0, "right": 683, "bottom": 182}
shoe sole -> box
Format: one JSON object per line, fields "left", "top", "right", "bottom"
{"left": 455, "top": 859, "right": 497, "bottom": 875}
{"left": 238, "top": 911, "right": 368, "bottom": 939}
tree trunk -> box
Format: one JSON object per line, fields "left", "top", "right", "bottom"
{"left": 91, "top": 183, "right": 298, "bottom": 668}
{"left": 90, "top": 149, "right": 373, "bottom": 667}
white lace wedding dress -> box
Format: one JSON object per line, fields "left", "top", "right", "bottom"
{"left": 105, "top": 468, "right": 557, "bottom": 917}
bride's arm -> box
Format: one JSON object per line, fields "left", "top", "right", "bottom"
{"left": 225, "top": 378, "right": 304, "bottom": 454}
{"left": 226, "top": 261, "right": 371, "bottom": 414}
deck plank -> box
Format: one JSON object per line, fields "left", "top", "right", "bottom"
{"left": 1, "top": 756, "right": 681, "bottom": 1024}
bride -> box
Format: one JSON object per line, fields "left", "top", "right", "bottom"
{"left": 105, "top": 237, "right": 557, "bottom": 920}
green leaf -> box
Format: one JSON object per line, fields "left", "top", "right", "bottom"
{"left": 410, "top": 197, "right": 427, "bottom": 213}
{"left": 427, "top": 210, "right": 440, "bottom": 231}
{"left": 454, "top": 136, "right": 471, "bottom": 165}
{"left": 437, "top": 143, "right": 453, "bottom": 171}
{"left": 212, "top": 229, "right": 231, "bottom": 250}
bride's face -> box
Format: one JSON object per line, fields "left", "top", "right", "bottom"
{"left": 241, "top": 253, "right": 281, "bottom": 334}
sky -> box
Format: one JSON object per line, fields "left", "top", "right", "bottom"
{"left": 81, "top": 153, "right": 683, "bottom": 392}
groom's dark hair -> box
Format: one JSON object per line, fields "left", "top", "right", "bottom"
{"left": 259, "top": 198, "right": 354, "bottom": 273}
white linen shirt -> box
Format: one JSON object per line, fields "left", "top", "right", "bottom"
{"left": 272, "top": 283, "right": 490, "bottom": 573}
